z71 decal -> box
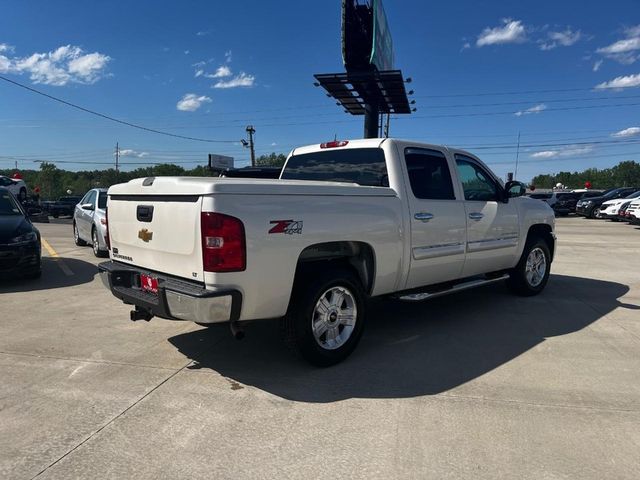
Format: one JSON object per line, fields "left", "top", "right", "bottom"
{"left": 269, "top": 220, "right": 303, "bottom": 235}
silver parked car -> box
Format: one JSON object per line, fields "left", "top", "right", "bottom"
{"left": 73, "top": 188, "right": 108, "bottom": 257}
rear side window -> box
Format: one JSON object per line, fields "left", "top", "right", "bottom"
{"left": 98, "top": 192, "right": 107, "bottom": 209}
{"left": 281, "top": 148, "right": 388, "bottom": 187}
{"left": 404, "top": 148, "right": 455, "bottom": 200}
{"left": 530, "top": 193, "right": 552, "bottom": 200}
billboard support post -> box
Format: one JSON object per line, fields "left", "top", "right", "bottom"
{"left": 364, "top": 103, "right": 379, "bottom": 139}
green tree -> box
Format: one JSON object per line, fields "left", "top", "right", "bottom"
{"left": 255, "top": 152, "right": 287, "bottom": 167}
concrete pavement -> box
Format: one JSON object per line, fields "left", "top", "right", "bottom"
{"left": 1, "top": 217, "right": 639, "bottom": 479}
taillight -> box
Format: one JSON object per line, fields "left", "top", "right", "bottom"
{"left": 201, "top": 212, "right": 246, "bottom": 272}
{"left": 104, "top": 209, "right": 111, "bottom": 250}
{"left": 320, "top": 140, "right": 349, "bottom": 149}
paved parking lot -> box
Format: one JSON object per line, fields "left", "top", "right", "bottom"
{"left": 1, "top": 217, "right": 639, "bottom": 479}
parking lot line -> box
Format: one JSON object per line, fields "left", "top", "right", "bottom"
{"left": 41, "top": 237, "right": 74, "bottom": 276}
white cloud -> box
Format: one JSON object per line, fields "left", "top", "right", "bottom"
{"left": 531, "top": 151, "right": 558, "bottom": 159}
{"left": 196, "top": 30, "right": 211, "bottom": 36}
{"left": 596, "top": 25, "right": 640, "bottom": 65}
{"left": 117, "top": 149, "right": 149, "bottom": 158}
{"left": 515, "top": 104, "right": 547, "bottom": 116}
{"left": 176, "top": 93, "right": 212, "bottom": 111}
{"left": 593, "top": 60, "right": 603, "bottom": 72}
{"left": 205, "top": 65, "right": 232, "bottom": 78}
{"left": 0, "top": 44, "right": 110, "bottom": 86}
{"left": 0, "top": 43, "right": 14, "bottom": 53}
{"left": 539, "top": 27, "right": 582, "bottom": 50}
{"left": 192, "top": 60, "right": 206, "bottom": 68}
{"left": 224, "top": 50, "right": 232, "bottom": 63}
{"left": 194, "top": 69, "right": 204, "bottom": 78}
{"left": 213, "top": 72, "right": 255, "bottom": 89}
{"left": 531, "top": 146, "right": 594, "bottom": 159}
{"left": 595, "top": 73, "right": 640, "bottom": 90}
{"left": 476, "top": 19, "right": 526, "bottom": 47}
{"left": 184, "top": 50, "right": 190, "bottom": 55}
{"left": 611, "top": 127, "right": 640, "bottom": 138}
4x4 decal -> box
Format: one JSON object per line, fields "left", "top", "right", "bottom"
{"left": 269, "top": 220, "right": 303, "bottom": 235}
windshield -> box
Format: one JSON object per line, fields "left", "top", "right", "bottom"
{"left": 98, "top": 192, "right": 107, "bottom": 209}
{"left": 624, "top": 190, "right": 640, "bottom": 199}
{"left": 0, "top": 191, "right": 23, "bottom": 216}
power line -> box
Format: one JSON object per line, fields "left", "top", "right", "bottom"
{"left": 416, "top": 84, "right": 640, "bottom": 99}
{"left": 0, "top": 75, "right": 238, "bottom": 143}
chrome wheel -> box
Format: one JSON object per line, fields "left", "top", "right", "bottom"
{"left": 74, "top": 224, "right": 79, "bottom": 242}
{"left": 92, "top": 229, "right": 99, "bottom": 255}
{"left": 312, "top": 286, "right": 357, "bottom": 350}
{"left": 525, "top": 247, "right": 547, "bottom": 287}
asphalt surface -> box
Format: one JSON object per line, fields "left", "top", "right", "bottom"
{"left": 1, "top": 216, "right": 639, "bottom": 479}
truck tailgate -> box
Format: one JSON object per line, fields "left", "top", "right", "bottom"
{"left": 107, "top": 195, "right": 203, "bottom": 282}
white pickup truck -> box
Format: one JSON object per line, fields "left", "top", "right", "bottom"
{"left": 99, "top": 138, "right": 556, "bottom": 366}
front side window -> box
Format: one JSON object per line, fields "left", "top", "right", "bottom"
{"left": 455, "top": 155, "right": 499, "bottom": 202}
{"left": 404, "top": 148, "right": 455, "bottom": 200}
{"left": 0, "top": 191, "right": 22, "bottom": 216}
{"left": 281, "top": 148, "right": 388, "bottom": 187}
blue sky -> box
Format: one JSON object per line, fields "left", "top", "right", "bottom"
{"left": 1, "top": 0, "right": 639, "bottom": 182}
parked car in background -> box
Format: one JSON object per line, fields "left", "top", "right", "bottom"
{"left": 0, "top": 175, "right": 28, "bottom": 202}
{"left": 627, "top": 200, "right": 640, "bottom": 224}
{"left": 599, "top": 190, "right": 640, "bottom": 220}
{"left": 616, "top": 201, "right": 633, "bottom": 222}
{"left": 527, "top": 190, "right": 602, "bottom": 216}
{"left": 73, "top": 188, "right": 108, "bottom": 257}
{"left": 45, "top": 196, "right": 83, "bottom": 218}
{"left": 0, "top": 187, "right": 41, "bottom": 279}
{"left": 575, "top": 187, "right": 639, "bottom": 218}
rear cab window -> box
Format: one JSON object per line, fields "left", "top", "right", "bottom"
{"left": 281, "top": 148, "right": 388, "bottom": 187}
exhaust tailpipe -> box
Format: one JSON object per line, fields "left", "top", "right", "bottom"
{"left": 130, "top": 308, "right": 153, "bottom": 322}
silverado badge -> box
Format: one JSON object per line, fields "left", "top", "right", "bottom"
{"left": 138, "top": 228, "right": 153, "bottom": 242}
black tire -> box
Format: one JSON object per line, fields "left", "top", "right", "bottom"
{"left": 281, "top": 266, "right": 366, "bottom": 367}
{"left": 92, "top": 227, "right": 108, "bottom": 257}
{"left": 52, "top": 213, "right": 59, "bottom": 218}
{"left": 19, "top": 188, "right": 27, "bottom": 202}
{"left": 587, "top": 207, "right": 598, "bottom": 219}
{"left": 73, "top": 222, "right": 87, "bottom": 246}
{"left": 507, "top": 237, "right": 551, "bottom": 296}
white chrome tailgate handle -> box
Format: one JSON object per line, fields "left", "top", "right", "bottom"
{"left": 468, "top": 212, "right": 484, "bottom": 220}
{"left": 414, "top": 212, "right": 434, "bottom": 222}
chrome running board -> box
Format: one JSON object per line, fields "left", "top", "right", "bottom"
{"left": 395, "top": 274, "right": 510, "bottom": 302}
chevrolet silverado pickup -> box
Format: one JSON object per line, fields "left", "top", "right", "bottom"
{"left": 99, "top": 138, "right": 556, "bottom": 366}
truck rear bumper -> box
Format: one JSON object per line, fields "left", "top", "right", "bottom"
{"left": 98, "top": 261, "right": 241, "bottom": 324}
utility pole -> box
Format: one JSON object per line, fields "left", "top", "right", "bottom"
{"left": 114, "top": 142, "right": 120, "bottom": 177}
{"left": 514, "top": 131, "right": 521, "bottom": 180}
{"left": 245, "top": 125, "right": 256, "bottom": 167}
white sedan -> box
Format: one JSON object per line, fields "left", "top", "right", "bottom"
{"left": 0, "top": 175, "right": 28, "bottom": 202}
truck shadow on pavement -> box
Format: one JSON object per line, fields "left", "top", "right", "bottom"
{"left": 169, "top": 274, "right": 633, "bottom": 402}
{"left": 0, "top": 257, "right": 98, "bottom": 293}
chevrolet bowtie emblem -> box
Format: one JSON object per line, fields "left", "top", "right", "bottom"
{"left": 138, "top": 229, "right": 153, "bottom": 242}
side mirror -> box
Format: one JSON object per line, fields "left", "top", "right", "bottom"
{"left": 504, "top": 181, "right": 526, "bottom": 200}
{"left": 81, "top": 203, "right": 95, "bottom": 211}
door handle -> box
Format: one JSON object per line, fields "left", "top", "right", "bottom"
{"left": 468, "top": 212, "right": 484, "bottom": 220}
{"left": 414, "top": 212, "right": 434, "bottom": 222}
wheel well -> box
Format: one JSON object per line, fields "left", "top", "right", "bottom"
{"left": 526, "top": 224, "right": 555, "bottom": 261}
{"left": 295, "top": 241, "right": 376, "bottom": 294}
